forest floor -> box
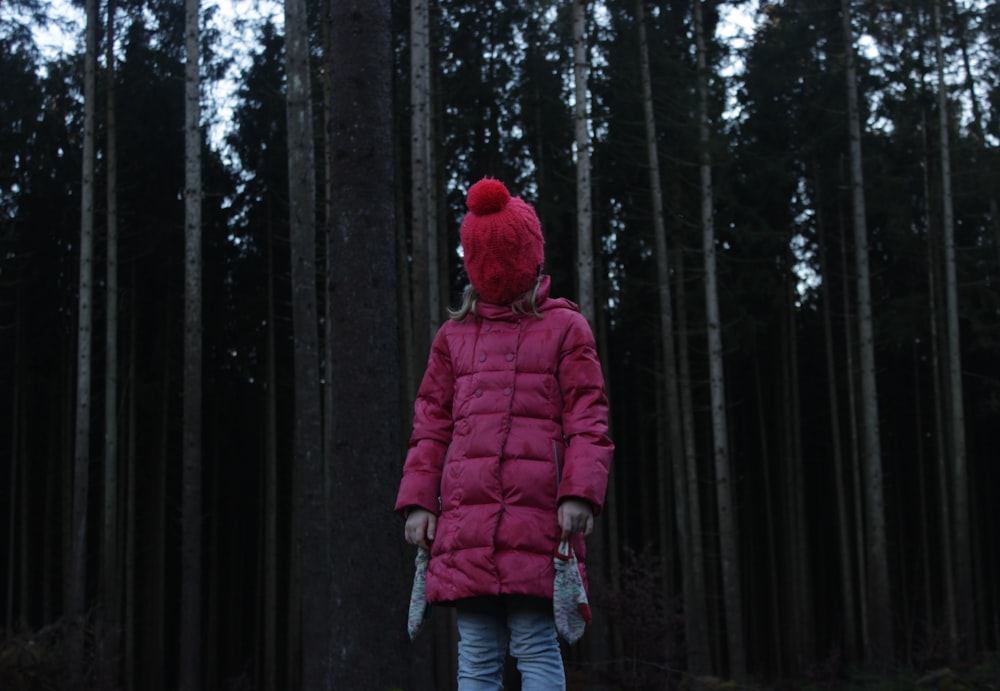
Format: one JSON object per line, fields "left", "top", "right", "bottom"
{"left": 677, "top": 652, "right": 1000, "bottom": 691}
{"left": 563, "top": 652, "right": 1000, "bottom": 691}
{"left": 2, "top": 619, "right": 998, "bottom": 690}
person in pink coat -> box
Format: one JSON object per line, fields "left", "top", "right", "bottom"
{"left": 395, "top": 176, "right": 614, "bottom": 690}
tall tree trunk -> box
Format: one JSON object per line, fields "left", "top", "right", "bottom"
{"left": 675, "top": 229, "right": 709, "bottom": 672}
{"left": 410, "top": 0, "right": 433, "bottom": 367}
{"left": 125, "top": 287, "right": 137, "bottom": 691}
{"left": 590, "top": 273, "right": 618, "bottom": 689}
{"left": 781, "top": 261, "right": 812, "bottom": 672}
{"left": 573, "top": 0, "right": 594, "bottom": 321}
{"left": 817, "top": 191, "right": 858, "bottom": 664}
{"left": 694, "top": 0, "right": 745, "bottom": 678}
{"left": 319, "top": 7, "right": 334, "bottom": 688}
{"left": 933, "top": 0, "right": 974, "bottom": 655}
{"left": 573, "top": 2, "right": 614, "bottom": 675}
{"left": 836, "top": 198, "right": 869, "bottom": 656}
{"left": 48, "top": 361, "right": 66, "bottom": 626}
{"left": 326, "top": 1, "right": 408, "bottom": 687}
{"left": 753, "top": 357, "right": 784, "bottom": 674}
{"left": 18, "top": 384, "right": 28, "bottom": 626}
{"left": 913, "top": 346, "right": 934, "bottom": 634}
{"left": 424, "top": 29, "right": 440, "bottom": 330}
{"left": 840, "top": 0, "right": 892, "bottom": 665}
{"left": 396, "top": 80, "right": 438, "bottom": 688}
{"left": 101, "top": 0, "right": 121, "bottom": 684}
{"left": 429, "top": 80, "right": 443, "bottom": 325}
{"left": 921, "top": 108, "right": 958, "bottom": 657}
{"left": 6, "top": 297, "right": 21, "bottom": 630}
{"left": 179, "top": 0, "right": 203, "bottom": 685}
{"left": 142, "top": 316, "right": 170, "bottom": 691}
{"left": 396, "top": 145, "right": 417, "bottom": 433}
{"left": 263, "top": 220, "right": 278, "bottom": 691}
{"left": 70, "top": 0, "right": 98, "bottom": 679}
{"left": 636, "top": 0, "right": 704, "bottom": 674}
{"left": 285, "top": 0, "right": 328, "bottom": 685}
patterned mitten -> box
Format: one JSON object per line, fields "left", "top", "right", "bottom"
{"left": 407, "top": 547, "right": 431, "bottom": 640}
{"left": 553, "top": 540, "right": 591, "bottom": 644}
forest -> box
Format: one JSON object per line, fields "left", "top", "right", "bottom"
{"left": 1, "top": 0, "right": 998, "bottom": 689}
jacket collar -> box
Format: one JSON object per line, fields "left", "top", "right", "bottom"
{"left": 474, "top": 275, "right": 579, "bottom": 321}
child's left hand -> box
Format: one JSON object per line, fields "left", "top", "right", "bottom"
{"left": 558, "top": 499, "right": 594, "bottom": 539}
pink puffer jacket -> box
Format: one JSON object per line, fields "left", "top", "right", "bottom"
{"left": 395, "top": 276, "right": 614, "bottom": 604}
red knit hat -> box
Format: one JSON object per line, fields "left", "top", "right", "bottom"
{"left": 459, "top": 177, "right": 545, "bottom": 305}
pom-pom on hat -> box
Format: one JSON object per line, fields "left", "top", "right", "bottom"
{"left": 460, "top": 177, "right": 545, "bottom": 305}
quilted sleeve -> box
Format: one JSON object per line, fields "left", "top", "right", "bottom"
{"left": 394, "top": 326, "right": 455, "bottom": 517}
{"left": 556, "top": 311, "right": 614, "bottom": 515}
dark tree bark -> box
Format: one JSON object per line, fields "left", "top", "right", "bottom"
{"left": 100, "top": 0, "right": 121, "bottom": 684}
{"left": 781, "top": 265, "right": 812, "bottom": 672}
{"left": 325, "top": 1, "right": 409, "bottom": 687}
{"left": 284, "top": 0, "right": 327, "bottom": 685}
{"left": 6, "top": 294, "right": 22, "bottom": 632}
{"left": 817, "top": 187, "right": 858, "bottom": 665}
{"left": 70, "top": 0, "right": 97, "bottom": 681}
{"left": 573, "top": 0, "right": 594, "bottom": 321}
{"left": 694, "top": 0, "right": 745, "bottom": 678}
{"left": 933, "top": 0, "right": 974, "bottom": 655}
{"left": 840, "top": 0, "right": 892, "bottom": 665}
{"left": 410, "top": 0, "right": 434, "bottom": 368}
{"left": 263, "top": 223, "right": 278, "bottom": 691}
{"left": 921, "top": 108, "right": 958, "bottom": 657}
{"left": 124, "top": 289, "right": 138, "bottom": 691}
{"left": 179, "top": 0, "right": 204, "bottom": 685}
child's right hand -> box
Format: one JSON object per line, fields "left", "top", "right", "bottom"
{"left": 404, "top": 508, "right": 437, "bottom": 552}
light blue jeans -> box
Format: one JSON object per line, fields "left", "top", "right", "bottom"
{"left": 456, "top": 596, "right": 566, "bottom": 691}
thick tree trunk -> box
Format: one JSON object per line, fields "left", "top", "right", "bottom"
{"left": 326, "top": 2, "right": 408, "bottom": 687}
{"left": 694, "top": 0, "right": 745, "bottom": 678}
{"left": 179, "top": 0, "right": 203, "bottom": 685}
{"left": 840, "top": 0, "right": 892, "bottom": 664}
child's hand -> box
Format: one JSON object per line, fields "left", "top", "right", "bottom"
{"left": 404, "top": 508, "right": 437, "bottom": 552}
{"left": 558, "top": 499, "right": 594, "bottom": 539}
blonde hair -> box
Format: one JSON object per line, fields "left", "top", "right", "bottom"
{"left": 448, "top": 279, "right": 544, "bottom": 321}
